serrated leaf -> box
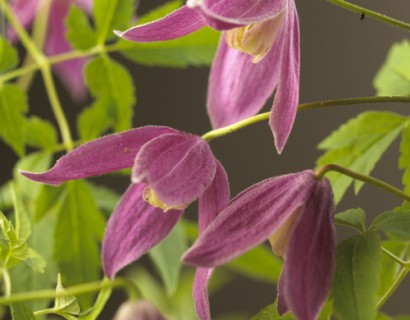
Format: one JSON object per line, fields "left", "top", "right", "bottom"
{"left": 79, "top": 278, "right": 112, "bottom": 320}
{"left": 0, "top": 85, "right": 28, "bottom": 156}
{"left": 34, "top": 184, "right": 65, "bottom": 222}
{"left": 333, "top": 231, "right": 381, "bottom": 320}
{"left": 77, "top": 99, "right": 112, "bottom": 141}
{"left": 54, "top": 273, "right": 81, "bottom": 315}
{"left": 374, "top": 40, "right": 410, "bottom": 96}
{"left": 93, "top": 0, "right": 135, "bottom": 42}
{"left": 149, "top": 222, "right": 187, "bottom": 296}
{"left": 0, "top": 37, "right": 18, "bottom": 73}
{"left": 399, "top": 121, "right": 410, "bottom": 194}
{"left": 334, "top": 208, "right": 366, "bottom": 232}
{"left": 371, "top": 210, "right": 410, "bottom": 240}
{"left": 54, "top": 181, "right": 105, "bottom": 308}
{"left": 251, "top": 301, "right": 295, "bottom": 320}
{"left": 85, "top": 56, "right": 135, "bottom": 132}
{"left": 11, "top": 303, "right": 37, "bottom": 320}
{"left": 25, "top": 116, "right": 57, "bottom": 149}
{"left": 66, "top": 5, "right": 97, "bottom": 50}
{"left": 317, "top": 112, "right": 404, "bottom": 203}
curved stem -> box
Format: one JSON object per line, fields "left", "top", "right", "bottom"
{"left": 1, "top": 269, "right": 11, "bottom": 297}
{"left": 327, "top": 0, "right": 410, "bottom": 32}
{"left": 314, "top": 164, "right": 410, "bottom": 202}
{"left": 381, "top": 247, "right": 407, "bottom": 267}
{"left": 202, "top": 96, "right": 410, "bottom": 141}
{"left": 377, "top": 267, "right": 409, "bottom": 309}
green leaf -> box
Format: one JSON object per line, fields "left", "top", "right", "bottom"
{"left": 0, "top": 181, "right": 13, "bottom": 211}
{"left": 66, "top": 5, "right": 97, "bottom": 50}
{"left": 25, "top": 116, "right": 57, "bottom": 149}
{"left": 334, "top": 208, "right": 366, "bottom": 232}
{"left": 333, "top": 231, "right": 381, "bottom": 320}
{"left": 34, "top": 185, "right": 65, "bottom": 222}
{"left": 0, "top": 37, "right": 18, "bottom": 73}
{"left": 251, "top": 301, "right": 295, "bottom": 320}
{"left": 54, "top": 181, "right": 105, "bottom": 308}
{"left": 374, "top": 40, "right": 410, "bottom": 96}
{"left": 93, "top": 0, "right": 135, "bottom": 42}
{"left": 89, "top": 183, "right": 120, "bottom": 214}
{"left": 0, "top": 84, "right": 28, "bottom": 156}
{"left": 149, "top": 222, "right": 187, "bottom": 296}
{"left": 371, "top": 210, "right": 410, "bottom": 240}
{"left": 11, "top": 303, "right": 37, "bottom": 320}
{"left": 317, "top": 112, "right": 404, "bottom": 203}
{"left": 84, "top": 56, "right": 135, "bottom": 132}
{"left": 54, "top": 273, "right": 81, "bottom": 315}
{"left": 399, "top": 120, "right": 410, "bottom": 194}
{"left": 77, "top": 100, "right": 112, "bottom": 141}
{"left": 79, "top": 278, "right": 112, "bottom": 320}
{"left": 11, "top": 183, "right": 31, "bottom": 240}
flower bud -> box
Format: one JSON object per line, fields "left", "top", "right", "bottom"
{"left": 113, "top": 300, "right": 165, "bottom": 320}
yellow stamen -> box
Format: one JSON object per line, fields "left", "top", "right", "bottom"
{"left": 142, "top": 187, "right": 189, "bottom": 212}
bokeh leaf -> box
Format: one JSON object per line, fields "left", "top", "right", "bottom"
{"left": 335, "top": 208, "right": 366, "bottom": 232}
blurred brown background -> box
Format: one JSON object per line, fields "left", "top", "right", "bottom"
{"left": 1, "top": 0, "right": 410, "bottom": 317}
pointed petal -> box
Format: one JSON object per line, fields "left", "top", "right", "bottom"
{"left": 8, "top": 0, "right": 38, "bottom": 41}
{"left": 282, "top": 178, "right": 335, "bottom": 320}
{"left": 132, "top": 133, "right": 216, "bottom": 206}
{"left": 183, "top": 171, "right": 314, "bottom": 267}
{"left": 102, "top": 183, "right": 183, "bottom": 278}
{"left": 269, "top": 4, "right": 300, "bottom": 153}
{"left": 118, "top": 6, "right": 206, "bottom": 42}
{"left": 45, "top": 1, "right": 87, "bottom": 100}
{"left": 207, "top": 35, "right": 281, "bottom": 128}
{"left": 21, "top": 126, "right": 177, "bottom": 185}
{"left": 277, "top": 272, "right": 289, "bottom": 315}
{"left": 193, "top": 267, "right": 213, "bottom": 320}
{"left": 189, "top": 0, "right": 287, "bottom": 27}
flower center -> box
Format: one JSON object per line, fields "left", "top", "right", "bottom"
{"left": 225, "top": 12, "right": 285, "bottom": 64}
{"left": 142, "top": 187, "right": 189, "bottom": 212}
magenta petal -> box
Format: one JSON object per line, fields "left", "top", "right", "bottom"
{"left": 8, "top": 0, "right": 38, "bottom": 41}
{"left": 277, "top": 272, "right": 289, "bottom": 315}
{"left": 183, "top": 171, "right": 314, "bottom": 267}
{"left": 118, "top": 6, "right": 206, "bottom": 42}
{"left": 21, "top": 126, "right": 177, "bottom": 185}
{"left": 132, "top": 133, "right": 216, "bottom": 206}
{"left": 102, "top": 183, "right": 183, "bottom": 278}
{"left": 75, "top": 0, "right": 93, "bottom": 12}
{"left": 207, "top": 37, "right": 281, "bottom": 128}
{"left": 193, "top": 268, "right": 213, "bottom": 320}
{"left": 282, "top": 178, "right": 335, "bottom": 320}
{"left": 269, "top": 3, "right": 300, "bottom": 153}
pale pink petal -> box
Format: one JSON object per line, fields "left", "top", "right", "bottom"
{"left": 8, "top": 0, "right": 39, "bottom": 41}
{"left": 21, "top": 126, "right": 177, "bottom": 185}
{"left": 75, "top": 0, "right": 93, "bottom": 13}
{"left": 102, "top": 183, "right": 183, "bottom": 278}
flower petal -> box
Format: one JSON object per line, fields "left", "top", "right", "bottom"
{"left": 277, "top": 271, "right": 289, "bottom": 315}
{"left": 189, "top": 0, "right": 287, "bottom": 27}
{"left": 193, "top": 268, "right": 213, "bottom": 320}
{"left": 132, "top": 133, "right": 216, "bottom": 206}
{"left": 281, "top": 178, "right": 335, "bottom": 320}
{"left": 117, "top": 6, "right": 206, "bottom": 42}
{"left": 8, "top": 0, "right": 38, "bottom": 42}
{"left": 75, "top": 0, "right": 93, "bottom": 13}
{"left": 269, "top": 3, "right": 300, "bottom": 153}
{"left": 183, "top": 170, "right": 314, "bottom": 267}
{"left": 102, "top": 183, "right": 183, "bottom": 278}
{"left": 207, "top": 36, "right": 281, "bottom": 128}
{"left": 21, "top": 126, "right": 176, "bottom": 185}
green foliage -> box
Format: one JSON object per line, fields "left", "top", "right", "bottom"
{"left": 66, "top": 5, "right": 97, "bottom": 50}
{"left": 0, "top": 37, "right": 18, "bottom": 73}
{"left": 79, "top": 278, "right": 112, "bottom": 320}
{"left": 54, "top": 181, "right": 105, "bottom": 308}
{"left": 10, "top": 303, "right": 37, "bottom": 320}
{"left": 399, "top": 120, "right": 410, "bottom": 193}
{"left": 371, "top": 209, "right": 410, "bottom": 240}
{"left": 149, "top": 222, "right": 187, "bottom": 296}
{"left": 251, "top": 302, "right": 294, "bottom": 320}
{"left": 334, "top": 208, "right": 366, "bottom": 232}
{"left": 89, "top": 183, "right": 120, "bottom": 214}
{"left": 53, "top": 273, "right": 81, "bottom": 316}
{"left": 77, "top": 100, "right": 111, "bottom": 141}
{"left": 34, "top": 185, "right": 65, "bottom": 222}
{"left": 317, "top": 112, "right": 405, "bottom": 203}
{"left": 333, "top": 231, "right": 381, "bottom": 320}
{"left": 0, "top": 85, "right": 28, "bottom": 156}
{"left": 24, "top": 116, "right": 57, "bottom": 149}
{"left": 374, "top": 40, "right": 410, "bottom": 96}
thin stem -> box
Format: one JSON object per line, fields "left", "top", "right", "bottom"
{"left": 0, "top": 278, "right": 140, "bottom": 305}
{"left": 327, "top": 0, "right": 410, "bottom": 32}
{"left": 377, "top": 267, "right": 409, "bottom": 309}
{"left": 2, "top": 269, "right": 11, "bottom": 297}
{"left": 314, "top": 164, "right": 410, "bottom": 202}
{"left": 202, "top": 96, "right": 410, "bottom": 141}
{"left": 381, "top": 247, "right": 407, "bottom": 267}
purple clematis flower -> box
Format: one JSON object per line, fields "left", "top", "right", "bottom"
{"left": 183, "top": 170, "right": 335, "bottom": 320}
{"left": 117, "top": 0, "right": 300, "bottom": 153}
{"left": 9, "top": 0, "right": 92, "bottom": 100}
{"left": 20, "top": 125, "right": 229, "bottom": 320}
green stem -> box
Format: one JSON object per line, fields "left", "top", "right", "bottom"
{"left": 327, "top": 0, "right": 410, "bottom": 32}
{"left": 2, "top": 269, "right": 11, "bottom": 297}
{"left": 377, "top": 267, "right": 409, "bottom": 309}
{"left": 381, "top": 246, "right": 407, "bottom": 267}
{"left": 202, "top": 96, "right": 410, "bottom": 141}
{"left": 314, "top": 164, "right": 410, "bottom": 202}
{"left": 0, "top": 278, "right": 140, "bottom": 305}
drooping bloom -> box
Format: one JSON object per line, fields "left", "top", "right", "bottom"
{"left": 20, "top": 125, "right": 229, "bottom": 320}
{"left": 117, "top": 0, "right": 300, "bottom": 153}
{"left": 9, "top": 0, "right": 92, "bottom": 100}
{"left": 183, "top": 170, "right": 335, "bottom": 320}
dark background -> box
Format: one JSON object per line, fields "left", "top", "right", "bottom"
{"left": 1, "top": 0, "right": 410, "bottom": 317}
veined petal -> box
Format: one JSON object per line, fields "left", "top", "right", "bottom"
{"left": 281, "top": 178, "right": 335, "bottom": 320}
{"left": 183, "top": 170, "right": 314, "bottom": 267}
{"left": 188, "top": 0, "right": 287, "bottom": 27}
{"left": 21, "top": 126, "right": 177, "bottom": 185}
{"left": 102, "top": 183, "right": 183, "bottom": 278}
{"left": 207, "top": 36, "right": 281, "bottom": 128}
{"left": 269, "top": 3, "right": 300, "bottom": 153}
{"left": 8, "top": 0, "right": 39, "bottom": 41}
{"left": 117, "top": 6, "right": 206, "bottom": 42}
{"left": 132, "top": 133, "right": 216, "bottom": 207}
{"left": 193, "top": 268, "right": 213, "bottom": 320}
